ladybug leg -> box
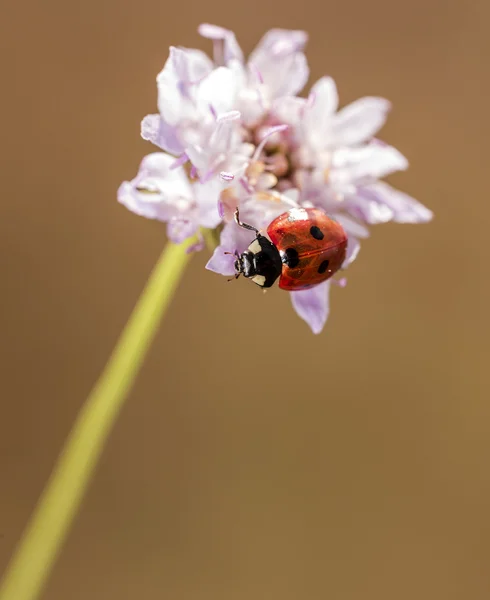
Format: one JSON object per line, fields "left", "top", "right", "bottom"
{"left": 234, "top": 208, "right": 259, "bottom": 236}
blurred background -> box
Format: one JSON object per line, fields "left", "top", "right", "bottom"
{"left": 1, "top": 0, "right": 489, "bottom": 598}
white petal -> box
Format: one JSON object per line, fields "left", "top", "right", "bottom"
{"left": 334, "top": 213, "right": 370, "bottom": 239}
{"left": 156, "top": 52, "right": 185, "bottom": 125}
{"left": 248, "top": 29, "right": 309, "bottom": 98}
{"left": 118, "top": 181, "right": 173, "bottom": 221}
{"left": 290, "top": 280, "right": 331, "bottom": 334}
{"left": 331, "top": 97, "right": 391, "bottom": 146}
{"left": 186, "top": 116, "right": 241, "bottom": 174}
{"left": 167, "top": 218, "right": 198, "bottom": 243}
{"left": 243, "top": 191, "right": 299, "bottom": 230}
{"left": 139, "top": 153, "right": 192, "bottom": 195}
{"left": 198, "top": 23, "right": 244, "bottom": 64}
{"left": 272, "top": 96, "right": 306, "bottom": 125}
{"left": 157, "top": 47, "right": 213, "bottom": 125}
{"left": 345, "top": 196, "right": 394, "bottom": 224}
{"left": 303, "top": 76, "right": 339, "bottom": 140}
{"left": 301, "top": 77, "right": 340, "bottom": 152}
{"left": 140, "top": 114, "right": 184, "bottom": 155}
{"left": 167, "top": 45, "right": 213, "bottom": 84}
{"left": 196, "top": 66, "right": 238, "bottom": 118}
{"left": 193, "top": 179, "right": 223, "bottom": 229}
{"left": 359, "top": 182, "right": 433, "bottom": 223}
{"left": 330, "top": 141, "right": 408, "bottom": 182}
{"left": 117, "top": 153, "right": 193, "bottom": 222}
{"left": 250, "top": 29, "right": 308, "bottom": 61}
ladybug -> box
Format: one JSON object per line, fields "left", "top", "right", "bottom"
{"left": 232, "top": 207, "right": 348, "bottom": 290}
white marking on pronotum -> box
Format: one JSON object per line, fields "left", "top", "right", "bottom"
{"left": 252, "top": 275, "right": 266, "bottom": 286}
{"left": 249, "top": 239, "right": 261, "bottom": 254}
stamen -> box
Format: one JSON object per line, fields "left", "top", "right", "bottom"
{"left": 239, "top": 177, "right": 254, "bottom": 194}
{"left": 209, "top": 104, "right": 217, "bottom": 119}
{"left": 213, "top": 39, "right": 225, "bottom": 67}
{"left": 135, "top": 183, "right": 160, "bottom": 194}
{"left": 249, "top": 62, "right": 264, "bottom": 84}
{"left": 169, "top": 153, "right": 189, "bottom": 170}
{"left": 253, "top": 124, "right": 288, "bottom": 161}
{"left": 190, "top": 165, "right": 198, "bottom": 179}
{"left": 255, "top": 85, "right": 267, "bottom": 112}
{"left": 200, "top": 168, "right": 215, "bottom": 183}
{"left": 220, "top": 171, "right": 235, "bottom": 182}
{"left": 217, "top": 110, "right": 241, "bottom": 123}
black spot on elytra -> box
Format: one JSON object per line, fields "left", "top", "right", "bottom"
{"left": 318, "top": 260, "right": 330, "bottom": 274}
{"left": 283, "top": 247, "right": 299, "bottom": 268}
{"left": 310, "top": 225, "right": 324, "bottom": 240}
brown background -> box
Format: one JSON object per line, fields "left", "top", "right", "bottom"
{"left": 1, "top": 0, "right": 489, "bottom": 598}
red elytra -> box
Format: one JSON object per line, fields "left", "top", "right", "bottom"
{"left": 267, "top": 207, "right": 348, "bottom": 291}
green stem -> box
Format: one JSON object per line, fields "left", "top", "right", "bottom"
{"left": 0, "top": 238, "right": 194, "bottom": 600}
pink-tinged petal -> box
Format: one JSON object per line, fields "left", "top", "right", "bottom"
{"left": 117, "top": 181, "right": 173, "bottom": 221}
{"left": 311, "top": 76, "right": 339, "bottom": 115}
{"left": 206, "top": 221, "right": 254, "bottom": 276}
{"left": 345, "top": 197, "right": 394, "bottom": 224}
{"left": 186, "top": 232, "right": 205, "bottom": 254}
{"left": 272, "top": 96, "right": 306, "bottom": 126}
{"left": 250, "top": 28, "right": 308, "bottom": 59}
{"left": 168, "top": 45, "right": 213, "bottom": 84}
{"left": 186, "top": 114, "right": 243, "bottom": 177}
{"left": 290, "top": 280, "right": 331, "bottom": 334}
{"left": 117, "top": 153, "right": 193, "bottom": 222}
{"left": 156, "top": 50, "right": 188, "bottom": 125}
{"left": 193, "top": 179, "right": 223, "bottom": 229}
{"left": 359, "top": 182, "right": 433, "bottom": 223}
{"left": 196, "top": 67, "right": 239, "bottom": 117}
{"left": 301, "top": 77, "right": 340, "bottom": 152}
{"left": 157, "top": 47, "right": 213, "bottom": 125}
{"left": 334, "top": 214, "right": 370, "bottom": 239}
{"left": 331, "top": 97, "right": 391, "bottom": 146}
{"left": 198, "top": 23, "right": 244, "bottom": 64}
{"left": 140, "top": 114, "right": 184, "bottom": 155}
{"left": 249, "top": 29, "right": 309, "bottom": 98}
{"left": 303, "top": 76, "right": 339, "bottom": 139}
{"left": 167, "top": 217, "right": 198, "bottom": 243}
{"left": 242, "top": 190, "right": 299, "bottom": 231}
{"left": 331, "top": 141, "right": 408, "bottom": 182}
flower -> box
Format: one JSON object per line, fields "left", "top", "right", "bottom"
{"left": 119, "top": 25, "right": 432, "bottom": 334}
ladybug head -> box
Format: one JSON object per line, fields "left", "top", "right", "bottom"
{"left": 224, "top": 250, "right": 245, "bottom": 281}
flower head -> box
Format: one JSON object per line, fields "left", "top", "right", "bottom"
{"left": 119, "top": 25, "right": 432, "bottom": 334}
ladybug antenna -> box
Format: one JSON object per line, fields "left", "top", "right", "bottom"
{"left": 234, "top": 208, "right": 259, "bottom": 235}
{"left": 224, "top": 249, "right": 241, "bottom": 282}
